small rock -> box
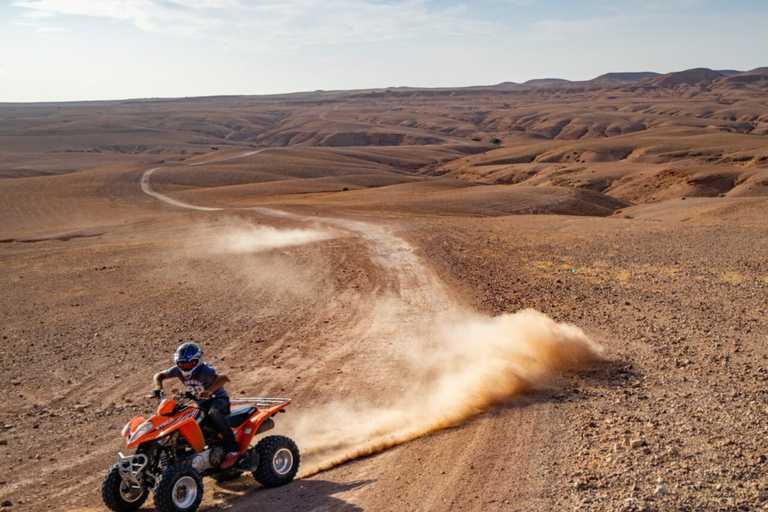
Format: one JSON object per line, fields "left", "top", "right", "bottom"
{"left": 655, "top": 485, "right": 669, "bottom": 496}
{"left": 1, "top": 500, "right": 12, "bottom": 507}
{"left": 0, "top": 440, "right": 7, "bottom": 446}
{"left": 630, "top": 439, "right": 647, "bottom": 449}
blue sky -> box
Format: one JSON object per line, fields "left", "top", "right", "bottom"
{"left": 1, "top": 0, "right": 766, "bottom": 102}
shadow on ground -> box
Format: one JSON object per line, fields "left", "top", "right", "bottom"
{"left": 210, "top": 478, "right": 374, "bottom": 512}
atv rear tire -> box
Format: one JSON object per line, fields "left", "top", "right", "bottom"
{"left": 101, "top": 463, "right": 149, "bottom": 512}
{"left": 252, "top": 435, "right": 300, "bottom": 488}
{"left": 153, "top": 465, "right": 203, "bottom": 512}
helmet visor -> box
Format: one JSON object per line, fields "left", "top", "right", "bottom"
{"left": 177, "top": 360, "right": 197, "bottom": 372}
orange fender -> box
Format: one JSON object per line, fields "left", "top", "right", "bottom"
{"left": 122, "top": 416, "right": 147, "bottom": 438}
{"left": 171, "top": 418, "right": 206, "bottom": 453}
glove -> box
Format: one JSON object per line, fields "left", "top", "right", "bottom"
{"left": 152, "top": 389, "right": 163, "bottom": 398}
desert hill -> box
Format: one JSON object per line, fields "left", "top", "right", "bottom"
{"left": 1, "top": 67, "right": 768, "bottom": 512}
{"left": 641, "top": 68, "right": 726, "bottom": 87}
{"left": 522, "top": 78, "right": 572, "bottom": 87}
{"left": 590, "top": 72, "right": 662, "bottom": 84}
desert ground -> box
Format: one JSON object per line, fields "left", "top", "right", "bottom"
{"left": 2, "top": 67, "right": 768, "bottom": 512}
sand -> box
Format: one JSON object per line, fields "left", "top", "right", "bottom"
{"left": 1, "top": 68, "right": 768, "bottom": 511}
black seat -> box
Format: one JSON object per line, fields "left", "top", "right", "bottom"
{"left": 226, "top": 405, "right": 258, "bottom": 428}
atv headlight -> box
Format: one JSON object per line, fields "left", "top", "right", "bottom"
{"left": 128, "top": 422, "right": 154, "bottom": 444}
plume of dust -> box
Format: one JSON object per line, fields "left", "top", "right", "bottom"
{"left": 209, "top": 223, "right": 337, "bottom": 254}
{"left": 291, "top": 308, "right": 603, "bottom": 478}
{"left": 180, "top": 218, "right": 343, "bottom": 308}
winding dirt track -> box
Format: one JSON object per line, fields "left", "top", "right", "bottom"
{"left": 136, "top": 150, "right": 601, "bottom": 511}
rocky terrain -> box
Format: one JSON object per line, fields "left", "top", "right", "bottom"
{"left": 1, "top": 67, "right": 768, "bottom": 511}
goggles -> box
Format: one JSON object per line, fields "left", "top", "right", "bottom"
{"left": 177, "top": 360, "right": 198, "bottom": 371}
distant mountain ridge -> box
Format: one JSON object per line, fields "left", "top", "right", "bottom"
{"left": 590, "top": 72, "right": 661, "bottom": 84}
{"left": 522, "top": 78, "right": 572, "bottom": 87}
{"left": 493, "top": 67, "right": 767, "bottom": 90}
{"left": 642, "top": 67, "right": 726, "bottom": 87}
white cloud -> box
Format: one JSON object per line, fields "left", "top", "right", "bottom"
{"left": 0, "top": 65, "right": 20, "bottom": 78}
{"left": 10, "top": 0, "right": 498, "bottom": 52}
{"left": 527, "top": 15, "right": 631, "bottom": 43}
{"left": 35, "top": 25, "right": 71, "bottom": 33}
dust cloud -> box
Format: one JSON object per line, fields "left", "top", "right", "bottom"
{"left": 291, "top": 308, "right": 602, "bottom": 477}
{"left": 209, "top": 224, "right": 336, "bottom": 254}
{"left": 201, "top": 216, "right": 602, "bottom": 478}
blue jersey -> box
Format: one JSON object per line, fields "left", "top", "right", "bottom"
{"left": 167, "top": 362, "right": 229, "bottom": 399}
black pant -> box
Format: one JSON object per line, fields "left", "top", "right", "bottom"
{"left": 200, "top": 397, "right": 239, "bottom": 453}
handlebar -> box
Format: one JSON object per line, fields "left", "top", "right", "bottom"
{"left": 143, "top": 390, "right": 204, "bottom": 401}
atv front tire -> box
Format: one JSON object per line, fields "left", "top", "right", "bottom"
{"left": 101, "top": 463, "right": 149, "bottom": 512}
{"left": 252, "top": 435, "right": 300, "bottom": 487}
{"left": 153, "top": 465, "right": 203, "bottom": 512}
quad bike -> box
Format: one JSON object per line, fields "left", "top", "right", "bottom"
{"left": 101, "top": 391, "right": 300, "bottom": 512}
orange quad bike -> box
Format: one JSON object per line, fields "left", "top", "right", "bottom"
{"left": 101, "top": 391, "right": 300, "bottom": 512}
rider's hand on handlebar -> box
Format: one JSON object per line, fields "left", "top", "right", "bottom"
{"left": 199, "top": 390, "right": 211, "bottom": 399}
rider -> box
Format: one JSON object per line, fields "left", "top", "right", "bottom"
{"left": 153, "top": 342, "right": 240, "bottom": 469}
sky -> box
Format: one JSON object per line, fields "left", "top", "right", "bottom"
{"left": 1, "top": 0, "right": 767, "bottom": 102}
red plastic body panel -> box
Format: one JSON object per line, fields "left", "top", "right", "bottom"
{"left": 174, "top": 418, "right": 205, "bottom": 453}
{"left": 123, "top": 397, "right": 290, "bottom": 455}
{"left": 229, "top": 399, "right": 291, "bottom": 452}
{"left": 122, "top": 416, "right": 147, "bottom": 438}
{"left": 126, "top": 407, "right": 201, "bottom": 449}
{"left": 158, "top": 399, "right": 177, "bottom": 415}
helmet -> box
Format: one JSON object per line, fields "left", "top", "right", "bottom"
{"left": 174, "top": 342, "right": 203, "bottom": 376}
